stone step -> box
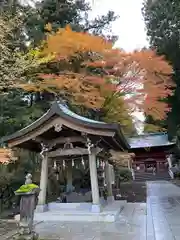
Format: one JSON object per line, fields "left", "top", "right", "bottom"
{"left": 136, "top": 175, "right": 171, "bottom": 178}
{"left": 134, "top": 171, "right": 171, "bottom": 182}
{"left": 33, "top": 201, "right": 126, "bottom": 223}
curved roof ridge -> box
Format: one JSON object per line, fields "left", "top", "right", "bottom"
{"left": 1, "top": 101, "right": 128, "bottom": 146}
{"left": 57, "top": 102, "right": 106, "bottom": 125}
{"left": 51, "top": 101, "right": 119, "bottom": 129}
{"left": 17, "top": 109, "right": 52, "bottom": 133}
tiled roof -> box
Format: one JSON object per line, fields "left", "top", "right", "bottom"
{"left": 58, "top": 103, "right": 106, "bottom": 124}
{"left": 128, "top": 133, "right": 175, "bottom": 149}
{"left": 1, "top": 101, "right": 130, "bottom": 150}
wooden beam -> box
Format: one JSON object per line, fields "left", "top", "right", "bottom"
{"left": 34, "top": 136, "right": 85, "bottom": 147}
{"left": 101, "top": 137, "right": 114, "bottom": 149}
{"left": 111, "top": 137, "right": 124, "bottom": 151}
{"left": 49, "top": 136, "right": 85, "bottom": 147}
{"left": 33, "top": 137, "right": 46, "bottom": 144}
{"left": 48, "top": 147, "right": 89, "bottom": 157}
{"left": 48, "top": 147, "right": 103, "bottom": 158}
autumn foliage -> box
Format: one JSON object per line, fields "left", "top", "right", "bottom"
{"left": 20, "top": 25, "right": 174, "bottom": 121}
{"left": 0, "top": 148, "right": 14, "bottom": 164}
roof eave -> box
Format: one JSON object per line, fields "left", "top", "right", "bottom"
{"left": 130, "top": 142, "right": 175, "bottom": 149}
{"left": 1, "top": 107, "right": 55, "bottom": 144}
{"left": 113, "top": 125, "right": 130, "bottom": 150}
{"left": 1, "top": 102, "right": 126, "bottom": 146}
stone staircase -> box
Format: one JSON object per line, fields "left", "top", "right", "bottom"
{"left": 134, "top": 171, "right": 171, "bottom": 182}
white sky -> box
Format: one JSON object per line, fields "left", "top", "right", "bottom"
{"left": 90, "top": 0, "right": 149, "bottom": 52}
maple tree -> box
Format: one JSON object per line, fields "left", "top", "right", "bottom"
{"left": 0, "top": 20, "right": 173, "bottom": 139}
{"left": 20, "top": 25, "right": 173, "bottom": 126}
{"left": 101, "top": 48, "right": 174, "bottom": 120}
{"left": 20, "top": 25, "right": 113, "bottom": 109}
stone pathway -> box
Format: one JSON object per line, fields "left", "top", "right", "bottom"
{"left": 35, "top": 181, "right": 180, "bottom": 240}
{"left": 147, "top": 181, "right": 180, "bottom": 240}
{"left": 35, "top": 203, "right": 146, "bottom": 240}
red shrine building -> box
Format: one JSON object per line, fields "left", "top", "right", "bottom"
{"left": 129, "top": 133, "right": 175, "bottom": 173}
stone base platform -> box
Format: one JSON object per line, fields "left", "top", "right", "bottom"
{"left": 33, "top": 201, "right": 126, "bottom": 223}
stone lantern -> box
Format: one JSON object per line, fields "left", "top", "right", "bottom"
{"left": 14, "top": 173, "right": 40, "bottom": 240}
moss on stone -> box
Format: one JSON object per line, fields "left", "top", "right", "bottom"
{"left": 15, "top": 184, "right": 39, "bottom": 193}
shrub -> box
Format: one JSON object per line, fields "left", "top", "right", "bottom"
{"left": 174, "top": 172, "right": 180, "bottom": 179}
{"left": 117, "top": 168, "right": 132, "bottom": 182}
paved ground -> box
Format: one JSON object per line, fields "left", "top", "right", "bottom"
{"left": 35, "top": 203, "right": 146, "bottom": 240}
{"left": 35, "top": 181, "right": 180, "bottom": 240}
{"left": 0, "top": 221, "right": 17, "bottom": 240}
{"left": 147, "top": 181, "right": 180, "bottom": 240}
{"left": 2, "top": 181, "right": 180, "bottom": 239}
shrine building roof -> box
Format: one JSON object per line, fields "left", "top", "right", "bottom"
{"left": 1, "top": 101, "right": 129, "bottom": 152}
{"left": 128, "top": 133, "right": 175, "bottom": 149}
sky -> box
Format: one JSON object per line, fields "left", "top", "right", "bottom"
{"left": 89, "top": 0, "right": 149, "bottom": 52}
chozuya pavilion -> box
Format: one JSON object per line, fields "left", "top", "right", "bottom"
{"left": 2, "top": 101, "right": 130, "bottom": 222}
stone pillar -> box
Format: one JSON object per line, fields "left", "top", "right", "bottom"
{"left": 66, "top": 160, "right": 73, "bottom": 192}
{"left": 15, "top": 192, "right": 39, "bottom": 240}
{"left": 37, "top": 153, "right": 48, "bottom": 212}
{"left": 14, "top": 174, "right": 40, "bottom": 240}
{"left": 105, "top": 162, "right": 114, "bottom": 202}
{"left": 89, "top": 148, "right": 101, "bottom": 212}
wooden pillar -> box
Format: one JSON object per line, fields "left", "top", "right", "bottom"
{"left": 127, "top": 158, "right": 131, "bottom": 170}
{"left": 156, "top": 161, "right": 160, "bottom": 172}
{"left": 37, "top": 153, "right": 48, "bottom": 212}
{"left": 66, "top": 160, "right": 73, "bottom": 192}
{"left": 89, "top": 148, "right": 101, "bottom": 212}
{"left": 105, "top": 162, "right": 114, "bottom": 202}
{"left": 167, "top": 155, "right": 172, "bottom": 168}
